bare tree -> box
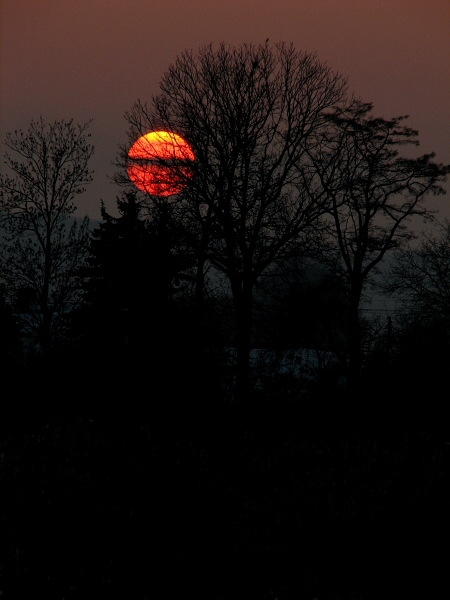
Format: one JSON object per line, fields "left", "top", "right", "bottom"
{"left": 304, "top": 100, "right": 450, "bottom": 385}
{"left": 386, "top": 220, "right": 450, "bottom": 323}
{"left": 0, "top": 118, "right": 94, "bottom": 355}
{"left": 118, "top": 42, "right": 348, "bottom": 399}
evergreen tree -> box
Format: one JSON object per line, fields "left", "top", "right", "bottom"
{"left": 76, "top": 193, "right": 188, "bottom": 364}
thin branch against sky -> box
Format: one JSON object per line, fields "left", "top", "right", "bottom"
{"left": 1, "top": 0, "right": 449, "bottom": 218}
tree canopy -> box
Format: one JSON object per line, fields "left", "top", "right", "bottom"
{"left": 0, "top": 118, "right": 93, "bottom": 355}
{"left": 120, "top": 42, "right": 349, "bottom": 398}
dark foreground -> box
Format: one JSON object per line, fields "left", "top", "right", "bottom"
{"left": 2, "top": 367, "right": 450, "bottom": 600}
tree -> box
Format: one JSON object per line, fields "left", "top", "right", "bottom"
{"left": 256, "top": 260, "right": 349, "bottom": 354}
{"left": 304, "top": 100, "right": 450, "bottom": 386}
{"left": 78, "top": 193, "right": 189, "bottom": 352}
{"left": 0, "top": 283, "right": 22, "bottom": 368}
{"left": 360, "top": 221, "right": 450, "bottom": 421}
{"left": 0, "top": 118, "right": 93, "bottom": 355}
{"left": 381, "top": 220, "right": 450, "bottom": 394}
{"left": 386, "top": 220, "right": 450, "bottom": 323}
{"left": 73, "top": 192, "right": 206, "bottom": 405}
{"left": 119, "top": 42, "right": 348, "bottom": 399}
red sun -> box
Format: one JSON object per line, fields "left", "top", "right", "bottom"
{"left": 127, "top": 131, "right": 194, "bottom": 196}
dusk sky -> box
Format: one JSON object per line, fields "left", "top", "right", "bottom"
{"left": 1, "top": 0, "right": 449, "bottom": 219}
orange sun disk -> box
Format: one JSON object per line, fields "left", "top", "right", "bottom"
{"left": 127, "top": 131, "right": 194, "bottom": 196}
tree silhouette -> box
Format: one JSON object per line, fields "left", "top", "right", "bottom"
{"left": 119, "top": 42, "right": 348, "bottom": 399}
{"left": 377, "top": 221, "right": 450, "bottom": 416}
{"left": 304, "top": 100, "right": 449, "bottom": 387}
{"left": 0, "top": 118, "right": 93, "bottom": 356}
{"left": 386, "top": 219, "right": 450, "bottom": 323}
{"left": 75, "top": 193, "right": 195, "bottom": 397}
{"left": 0, "top": 283, "right": 22, "bottom": 368}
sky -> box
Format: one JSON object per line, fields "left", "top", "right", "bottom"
{"left": 1, "top": 0, "right": 449, "bottom": 220}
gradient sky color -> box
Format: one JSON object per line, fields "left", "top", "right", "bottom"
{"left": 1, "top": 0, "right": 449, "bottom": 219}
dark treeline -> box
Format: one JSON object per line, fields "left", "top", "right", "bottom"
{"left": 1, "top": 44, "right": 450, "bottom": 599}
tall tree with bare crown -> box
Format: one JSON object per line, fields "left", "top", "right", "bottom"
{"left": 118, "top": 42, "right": 348, "bottom": 400}
{"left": 0, "top": 118, "right": 94, "bottom": 356}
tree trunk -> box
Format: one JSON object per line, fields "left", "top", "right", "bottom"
{"left": 41, "top": 232, "right": 52, "bottom": 357}
{"left": 232, "top": 276, "right": 254, "bottom": 403}
{"left": 346, "top": 278, "right": 363, "bottom": 391}
{"left": 194, "top": 251, "right": 206, "bottom": 308}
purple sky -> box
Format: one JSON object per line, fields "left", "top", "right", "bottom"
{"left": 1, "top": 0, "right": 449, "bottom": 219}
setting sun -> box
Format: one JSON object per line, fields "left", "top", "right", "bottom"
{"left": 127, "top": 131, "right": 194, "bottom": 196}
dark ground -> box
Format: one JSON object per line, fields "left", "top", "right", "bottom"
{"left": 2, "top": 361, "right": 450, "bottom": 599}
